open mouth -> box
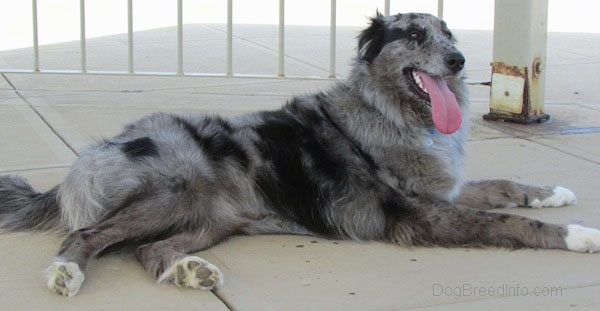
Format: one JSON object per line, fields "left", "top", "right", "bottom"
{"left": 404, "top": 68, "right": 431, "bottom": 103}
{"left": 402, "top": 68, "right": 463, "bottom": 135}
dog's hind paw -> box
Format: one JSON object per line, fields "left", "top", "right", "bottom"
{"left": 46, "top": 261, "right": 85, "bottom": 297}
{"left": 565, "top": 225, "right": 600, "bottom": 253}
{"left": 530, "top": 186, "right": 577, "bottom": 208}
{"left": 157, "top": 256, "right": 223, "bottom": 290}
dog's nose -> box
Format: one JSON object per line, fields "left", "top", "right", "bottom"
{"left": 445, "top": 52, "right": 465, "bottom": 73}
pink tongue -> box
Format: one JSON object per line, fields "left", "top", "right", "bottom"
{"left": 416, "top": 71, "right": 462, "bottom": 134}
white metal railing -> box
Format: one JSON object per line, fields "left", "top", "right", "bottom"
{"left": 2, "top": 0, "right": 444, "bottom": 79}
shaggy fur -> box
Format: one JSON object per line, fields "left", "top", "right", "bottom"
{"left": 1, "top": 12, "right": 599, "bottom": 297}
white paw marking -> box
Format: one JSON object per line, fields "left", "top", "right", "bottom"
{"left": 528, "top": 198, "right": 542, "bottom": 209}
{"left": 46, "top": 261, "right": 85, "bottom": 297}
{"left": 157, "top": 256, "right": 223, "bottom": 290}
{"left": 530, "top": 186, "right": 577, "bottom": 208}
{"left": 565, "top": 224, "right": 600, "bottom": 253}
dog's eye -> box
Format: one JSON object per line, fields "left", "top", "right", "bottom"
{"left": 444, "top": 31, "right": 453, "bottom": 39}
{"left": 407, "top": 27, "right": 425, "bottom": 42}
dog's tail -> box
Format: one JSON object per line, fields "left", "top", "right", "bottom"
{"left": 0, "top": 175, "right": 64, "bottom": 231}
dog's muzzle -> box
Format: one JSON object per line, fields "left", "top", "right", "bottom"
{"left": 444, "top": 52, "right": 465, "bottom": 74}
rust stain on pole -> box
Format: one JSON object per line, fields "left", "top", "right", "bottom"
{"left": 532, "top": 56, "right": 542, "bottom": 79}
{"left": 530, "top": 56, "right": 544, "bottom": 116}
{"left": 492, "top": 61, "right": 527, "bottom": 78}
{"left": 484, "top": 0, "right": 549, "bottom": 125}
{"left": 484, "top": 59, "right": 549, "bottom": 124}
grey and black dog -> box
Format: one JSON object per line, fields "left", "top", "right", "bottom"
{"left": 1, "top": 12, "right": 599, "bottom": 297}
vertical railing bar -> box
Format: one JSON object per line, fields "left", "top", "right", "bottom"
{"left": 437, "top": 0, "right": 444, "bottom": 18}
{"left": 177, "top": 0, "right": 183, "bottom": 75}
{"left": 226, "top": 0, "right": 233, "bottom": 76}
{"left": 384, "top": 0, "right": 390, "bottom": 16}
{"left": 32, "top": 0, "right": 40, "bottom": 71}
{"left": 278, "top": 0, "right": 285, "bottom": 77}
{"left": 329, "top": 0, "right": 336, "bottom": 78}
{"left": 80, "top": 0, "right": 87, "bottom": 72}
{"left": 128, "top": 0, "right": 134, "bottom": 73}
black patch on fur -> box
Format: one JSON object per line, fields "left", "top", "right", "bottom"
{"left": 380, "top": 195, "right": 403, "bottom": 234}
{"left": 530, "top": 220, "right": 545, "bottom": 229}
{"left": 497, "top": 214, "right": 510, "bottom": 223}
{"left": 383, "top": 25, "right": 426, "bottom": 46}
{"left": 214, "top": 116, "right": 234, "bottom": 134}
{"left": 380, "top": 193, "right": 415, "bottom": 231}
{"left": 358, "top": 12, "right": 389, "bottom": 63}
{"left": 173, "top": 116, "right": 204, "bottom": 145}
{"left": 379, "top": 194, "right": 441, "bottom": 247}
{"left": 173, "top": 116, "right": 249, "bottom": 170}
{"left": 198, "top": 132, "right": 249, "bottom": 169}
{"left": 315, "top": 94, "right": 378, "bottom": 171}
{"left": 121, "top": 137, "right": 158, "bottom": 159}
{"left": 382, "top": 28, "right": 408, "bottom": 45}
{"left": 254, "top": 101, "right": 349, "bottom": 236}
{"left": 359, "top": 13, "right": 430, "bottom": 63}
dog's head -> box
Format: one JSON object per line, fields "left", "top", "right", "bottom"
{"left": 356, "top": 12, "right": 466, "bottom": 134}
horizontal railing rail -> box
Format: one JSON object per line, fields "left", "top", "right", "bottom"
{"left": 1, "top": 0, "right": 444, "bottom": 79}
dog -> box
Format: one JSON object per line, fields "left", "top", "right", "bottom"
{"left": 1, "top": 12, "right": 599, "bottom": 297}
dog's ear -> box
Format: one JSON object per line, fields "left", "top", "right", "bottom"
{"left": 358, "top": 11, "right": 388, "bottom": 64}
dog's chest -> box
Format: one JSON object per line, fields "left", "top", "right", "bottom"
{"left": 376, "top": 128, "right": 465, "bottom": 200}
{"left": 421, "top": 128, "right": 465, "bottom": 198}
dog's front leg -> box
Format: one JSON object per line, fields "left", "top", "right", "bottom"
{"left": 453, "top": 179, "right": 576, "bottom": 210}
{"left": 387, "top": 199, "right": 600, "bottom": 253}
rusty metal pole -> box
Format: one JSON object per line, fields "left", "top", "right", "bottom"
{"left": 484, "top": 0, "right": 550, "bottom": 124}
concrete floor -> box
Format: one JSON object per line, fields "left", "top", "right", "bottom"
{"left": 1, "top": 26, "right": 600, "bottom": 310}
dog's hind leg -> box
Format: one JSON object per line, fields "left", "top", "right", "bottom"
{"left": 387, "top": 197, "right": 600, "bottom": 252}
{"left": 46, "top": 193, "right": 193, "bottom": 297}
{"left": 136, "top": 229, "right": 230, "bottom": 290}
{"left": 454, "top": 180, "right": 576, "bottom": 210}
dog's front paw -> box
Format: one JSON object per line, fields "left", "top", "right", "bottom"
{"left": 46, "top": 261, "right": 85, "bottom": 297}
{"left": 157, "top": 256, "right": 223, "bottom": 290}
{"left": 565, "top": 225, "right": 600, "bottom": 253}
{"left": 529, "top": 186, "right": 576, "bottom": 208}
